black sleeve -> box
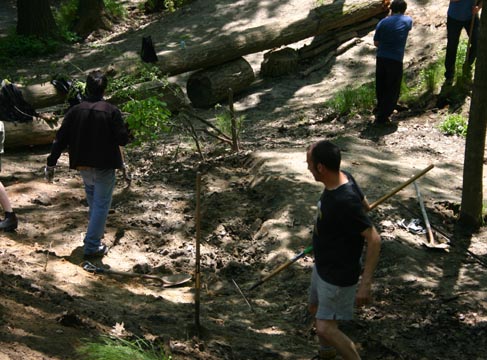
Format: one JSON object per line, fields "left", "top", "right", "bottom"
{"left": 46, "top": 114, "right": 71, "bottom": 166}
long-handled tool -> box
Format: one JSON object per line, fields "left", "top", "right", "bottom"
{"left": 413, "top": 181, "right": 449, "bottom": 250}
{"left": 237, "top": 164, "right": 434, "bottom": 297}
{"left": 82, "top": 261, "right": 192, "bottom": 287}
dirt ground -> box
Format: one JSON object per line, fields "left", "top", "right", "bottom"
{"left": 1, "top": 0, "right": 487, "bottom": 359}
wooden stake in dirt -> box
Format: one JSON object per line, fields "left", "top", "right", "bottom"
{"left": 194, "top": 172, "right": 202, "bottom": 332}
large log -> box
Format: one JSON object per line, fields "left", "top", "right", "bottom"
{"left": 109, "top": 0, "right": 388, "bottom": 76}
{"left": 186, "top": 57, "right": 255, "bottom": 108}
{"left": 18, "top": 82, "right": 66, "bottom": 109}
{"left": 3, "top": 118, "right": 60, "bottom": 149}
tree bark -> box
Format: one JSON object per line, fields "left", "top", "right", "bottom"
{"left": 3, "top": 118, "right": 59, "bottom": 149}
{"left": 16, "top": 0, "right": 58, "bottom": 37}
{"left": 186, "top": 57, "right": 255, "bottom": 108}
{"left": 74, "top": 0, "right": 111, "bottom": 39}
{"left": 109, "top": 0, "right": 388, "bottom": 76}
{"left": 460, "top": 10, "right": 487, "bottom": 229}
{"left": 18, "top": 83, "right": 66, "bottom": 109}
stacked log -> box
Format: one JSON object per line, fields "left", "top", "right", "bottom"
{"left": 261, "top": 48, "right": 299, "bottom": 78}
{"left": 186, "top": 58, "right": 255, "bottom": 108}
{"left": 108, "top": 0, "right": 388, "bottom": 76}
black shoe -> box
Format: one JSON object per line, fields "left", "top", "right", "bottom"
{"left": 83, "top": 244, "right": 109, "bottom": 260}
{"left": 374, "top": 116, "right": 390, "bottom": 124}
{"left": 0, "top": 214, "right": 18, "bottom": 232}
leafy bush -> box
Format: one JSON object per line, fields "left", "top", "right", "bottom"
{"left": 122, "top": 97, "right": 173, "bottom": 146}
{"left": 439, "top": 114, "right": 468, "bottom": 137}
{"left": 0, "top": 33, "right": 60, "bottom": 64}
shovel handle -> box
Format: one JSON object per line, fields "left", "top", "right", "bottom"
{"left": 248, "top": 246, "right": 313, "bottom": 291}
{"left": 368, "top": 164, "right": 434, "bottom": 210}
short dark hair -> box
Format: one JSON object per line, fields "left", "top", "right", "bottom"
{"left": 85, "top": 70, "right": 107, "bottom": 98}
{"left": 390, "top": 0, "right": 407, "bottom": 14}
{"left": 311, "top": 140, "right": 341, "bottom": 172}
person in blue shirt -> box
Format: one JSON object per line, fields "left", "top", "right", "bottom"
{"left": 444, "top": 0, "right": 482, "bottom": 85}
{"left": 373, "top": 0, "right": 412, "bottom": 124}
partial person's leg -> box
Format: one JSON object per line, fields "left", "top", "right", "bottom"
{"left": 466, "top": 16, "right": 480, "bottom": 67}
{"left": 82, "top": 169, "right": 115, "bottom": 254}
{"left": 315, "top": 319, "right": 360, "bottom": 360}
{"left": 309, "top": 266, "right": 337, "bottom": 359}
{"left": 0, "top": 181, "right": 17, "bottom": 231}
{"left": 388, "top": 61, "right": 403, "bottom": 117}
{"left": 0, "top": 181, "right": 13, "bottom": 212}
{"left": 375, "top": 57, "right": 388, "bottom": 123}
{"left": 444, "top": 17, "right": 463, "bottom": 82}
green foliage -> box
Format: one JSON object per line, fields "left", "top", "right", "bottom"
{"left": 76, "top": 336, "right": 172, "bottom": 360}
{"left": 122, "top": 97, "right": 173, "bottom": 146}
{"left": 164, "top": 0, "right": 186, "bottom": 12}
{"left": 439, "top": 114, "right": 468, "bottom": 137}
{"left": 104, "top": 0, "right": 127, "bottom": 18}
{"left": 399, "top": 60, "right": 443, "bottom": 106}
{"left": 0, "top": 33, "right": 60, "bottom": 65}
{"left": 324, "top": 82, "right": 375, "bottom": 116}
{"left": 107, "top": 65, "right": 168, "bottom": 99}
{"left": 214, "top": 104, "right": 245, "bottom": 138}
{"left": 54, "top": 0, "right": 80, "bottom": 42}
{"left": 55, "top": 0, "right": 126, "bottom": 42}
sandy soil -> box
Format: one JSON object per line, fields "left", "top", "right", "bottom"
{"left": 1, "top": 0, "right": 486, "bottom": 359}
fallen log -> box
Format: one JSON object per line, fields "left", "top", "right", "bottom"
{"left": 299, "top": 17, "right": 379, "bottom": 59}
{"left": 3, "top": 117, "right": 60, "bottom": 149}
{"left": 17, "top": 82, "right": 66, "bottom": 109}
{"left": 300, "top": 37, "right": 363, "bottom": 77}
{"left": 261, "top": 47, "right": 299, "bottom": 78}
{"left": 186, "top": 57, "right": 255, "bottom": 108}
{"left": 108, "top": 0, "right": 388, "bottom": 76}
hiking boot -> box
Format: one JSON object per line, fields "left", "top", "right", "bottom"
{"left": 0, "top": 213, "right": 18, "bottom": 232}
{"left": 83, "top": 244, "right": 109, "bottom": 260}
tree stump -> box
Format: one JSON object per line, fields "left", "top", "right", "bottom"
{"left": 260, "top": 47, "right": 299, "bottom": 77}
{"left": 186, "top": 57, "right": 255, "bottom": 108}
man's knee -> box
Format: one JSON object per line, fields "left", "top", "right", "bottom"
{"left": 315, "top": 319, "right": 337, "bottom": 342}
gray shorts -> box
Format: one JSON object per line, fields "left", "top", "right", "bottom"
{"left": 308, "top": 265, "right": 357, "bottom": 320}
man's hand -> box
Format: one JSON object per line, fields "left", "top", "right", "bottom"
{"left": 44, "top": 166, "right": 55, "bottom": 183}
{"left": 356, "top": 281, "right": 373, "bottom": 307}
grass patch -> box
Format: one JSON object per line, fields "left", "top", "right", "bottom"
{"left": 324, "top": 82, "right": 375, "bottom": 116}
{"left": 439, "top": 113, "right": 468, "bottom": 137}
{"left": 76, "top": 336, "right": 172, "bottom": 360}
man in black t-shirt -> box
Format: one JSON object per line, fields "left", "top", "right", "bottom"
{"left": 306, "top": 141, "right": 381, "bottom": 360}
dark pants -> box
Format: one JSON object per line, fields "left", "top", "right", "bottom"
{"left": 444, "top": 15, "right": 479, "bottom": 81}
{"left": 375, "top": 57, "right": 403, "bottom": 122}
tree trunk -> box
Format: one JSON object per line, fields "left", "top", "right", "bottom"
{"left": 74, "top": 0, "right": 111, "bottom": 39}
{"left": 3, "top": 118, "right": 59, "bottom": 149}
{"left": 460, "top": 10, "right": 487, "bottom": 229}
{"left": 186, "top": 57, "right": 255, "bottom": 108}
{"left": 16, "top": 0, "right": 58, "bottom": 37}
{"left": 18, "top": 83, "right": 66, "bottom": 109}
{"left": 109, "top": 0, "right": 388, "bottom": 76}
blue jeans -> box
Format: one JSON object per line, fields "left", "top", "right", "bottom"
{"left": 444, "top": 15, "right": 479, "bottom": 81}
{"left": 79, "top": 168, "right": 116, "bottom": 255}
